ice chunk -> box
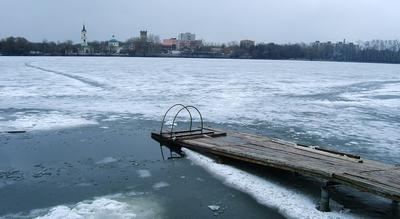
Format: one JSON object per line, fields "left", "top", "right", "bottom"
{"left": 208, "top": 205, "right": 220, "bottom": 211}
{"left": 137, "top": 169, "right": 151, "bottom": 178}
{"left": 95, "top": 157, "right": 118, "bottom": 165}
{"left": 152, "top": 182, "right": 170, "bottom": 190}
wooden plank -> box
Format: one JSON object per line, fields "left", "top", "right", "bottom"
{"left": 294, "top": 145, "right": 363, "bottom": 163}
{"left": 194, "top": 136, "right": 369, "bottom": 172}
{"left": 358, "top": 168, "right": 400, "bottom": 189}
{"left": 332, "top": 173, "right": 400, "bottom": 201}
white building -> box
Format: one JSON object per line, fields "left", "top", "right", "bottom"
{"left": 176, "top": 32, "right": 202, "bottom": 50}
{"left": 178, "top": 32, "right": 196, "bottom": 41}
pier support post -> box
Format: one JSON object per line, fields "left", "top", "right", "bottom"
{"left": 317, "top": 182, "right": 334, "bottom": 212}
{"left": 392, "top": 200, "right": 399, "bottom": 217}
{"left": 318, "top": 185, "right": 331, "bottom": 212}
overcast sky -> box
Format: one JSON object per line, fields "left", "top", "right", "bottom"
{"left": 1, "top": 0, "right": 399, "bottom": 44}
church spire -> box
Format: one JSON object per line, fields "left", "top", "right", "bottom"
{"left": 82, "top": 24, "right": 86, "bottom": 32}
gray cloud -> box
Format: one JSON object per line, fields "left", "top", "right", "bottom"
{"left": 1, "top": 0, "right": 399, "bottom": 43}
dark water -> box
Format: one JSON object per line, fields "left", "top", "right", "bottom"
{"left": 0, "top": 118, "right": 284, "bottom": 218}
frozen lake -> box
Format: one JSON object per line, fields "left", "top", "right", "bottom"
{"left": 0, "top": 57, "right": 399, "bottom": 218}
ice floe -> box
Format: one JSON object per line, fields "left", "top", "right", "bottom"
{"left": 0, "top": 111, "right": 97, "bottom": 132}
{"left": 1, "top": 193, "right": 163, "bottom": 219}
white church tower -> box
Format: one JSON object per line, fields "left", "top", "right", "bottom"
{"left": 80, "top": 24, "right": 89, "bottom": 54}
{"left": 81, "top": 24, "right": 88, "bottom": 46}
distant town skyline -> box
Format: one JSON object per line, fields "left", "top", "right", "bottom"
{"left": 1, "top": 0, "right": 400, "bottom": 44}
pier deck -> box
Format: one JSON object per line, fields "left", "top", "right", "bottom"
{"left": 151, "top": 128, "right": 400, "bottom": 207}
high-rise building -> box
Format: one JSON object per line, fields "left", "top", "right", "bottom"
{"left": 176, "top": 32, "right": 202, "bottom": 50}
{"left": 140, "top": 31, "right": 148, "bottom": 40}
{"left": 240, "top": 40, "right": 255, "bottom": 48}
{"left": 178, "top": 32, "right": 196, "bottom": 41}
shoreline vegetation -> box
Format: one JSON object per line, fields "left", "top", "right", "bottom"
{"left": 2, "top": 36, "right": 400, "bottom": 64}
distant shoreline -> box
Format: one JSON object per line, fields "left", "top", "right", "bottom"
{"left": 2, "top": 36, "right": 400, "bottom": 65}
{"left": 1, "top": 54, "right": 399, "bottom": 65}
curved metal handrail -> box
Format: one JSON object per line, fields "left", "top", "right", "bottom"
{"left": 170, "top": 105, "right": 204, "bottom": 137}
{"left": 185, "top": 105, "right": 204, "bottom": 134}
{"left": 160, "top": 104, "right": 192, "bottom": 134}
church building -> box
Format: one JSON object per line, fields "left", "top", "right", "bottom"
{"left": 108, "top": 35, "right": 121, "bottom": 54}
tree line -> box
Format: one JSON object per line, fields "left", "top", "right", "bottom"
{"left": 1, "top": 36, "right": 400, "bottom": 64}
{"left": 0, "top": 36, "right": 163, "bottom": 56}
{"left": 224, "top": 40, "right": 400, "bottom": 64}
{"left": 0, "top": 37, "right": 79, "bottom": 55}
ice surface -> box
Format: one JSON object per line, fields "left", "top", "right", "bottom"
{"left": 1, "top": 57, "right": 398, "bottom": 161}
{"left": 184, "top": 149, "right": 362, "bottom": 219}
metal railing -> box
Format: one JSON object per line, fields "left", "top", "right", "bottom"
{"left": 159, "top": 104, "right": 204, "bottom": 138}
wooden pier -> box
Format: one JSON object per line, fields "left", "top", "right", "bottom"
{"left": 152, "top": 128, "right": 400, "bottom": 212}
{"left": 152, "top": 104, "right": 400, "bottom": 212}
